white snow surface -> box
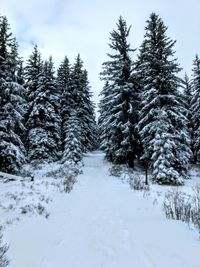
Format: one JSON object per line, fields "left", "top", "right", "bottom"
{"left": 1, "top": 151, "right": 200, "bottom": 267}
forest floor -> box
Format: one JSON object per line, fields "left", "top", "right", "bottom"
{"left": 1, "top": 151, "right": 200, "bottom": 267}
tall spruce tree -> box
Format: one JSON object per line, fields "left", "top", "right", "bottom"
{"left": 16, "top": 61, "right": 25, "bottom": 85}
{"left": 183, "top": 73, "right": 192, "bottom": 112}
{"left": 137, "top": 13, "right": 191, "bottom": 185}
{"left": 60, "top": 55, "right": 82, "bottom": 161}
{"left": 25, "top": 49, "right": 61, "bottom": 163}
{"left": 98, "top": 81, "right": 110, "bottom": 148}
{"left": 0, "top": 16, "right": 12, "bottom": 81}
{"left": 57, "top": 56, "right": 70, "bottom": 97}
{"left": 56, "top": 56, "right": 70, "bottom": 117}
{"left": 61, "top": 54, "right": 97, "bottom": 160}
{"left": 99, "top": 16, "right": 140, "bottom": 167}
{"left": 182, "top": 73, "right": 193, "bottom": 160}
{"left": 42, "top": 57, "right": 61, "bottom": 155}
{"left": 80, "top": 69, "right": 98, "bottom": 151}
{"left": 0, "top": 81, "right": 26, "bottom": 174}
{"left": 62, "top": 110, "right": 83, "bottom": 165}
{"left": 0, "top": 15, "right": 26, "bottom": 174}
{"left": 191, "top": 55, "right": 200, "bottom": 163}
{"left": 57, "top": 56, "right": 71, "bottom": 151}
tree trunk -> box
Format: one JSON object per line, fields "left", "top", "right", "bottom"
{"left": 127, "top": 153, "right": 134, "bottom": 168}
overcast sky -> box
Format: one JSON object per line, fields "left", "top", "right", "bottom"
{"left": 1, "top": 0, "right": 200, "bottom": 107}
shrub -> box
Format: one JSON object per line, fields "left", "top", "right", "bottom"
{"left": 109, "top": 165, "right": 123, "bottom": 177}
{"left": 163, "top": 185, "right": 200, "bottom": 233}
{"left": 63, "top": 174, "right": 77, "bottom": 193}
{"left": 163, "top": 190, "right": 191, "bottom": 222}
{"left": 129, "top": 174, "right": 150, "bottom": 191}
{"left": 0, "top": 226, "right": 9, "bottom": 267}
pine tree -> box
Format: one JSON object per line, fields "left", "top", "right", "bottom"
{"left": 61, "top": 54, "right": 97, "bottom": 155}
{"left": 57, "top": 56, "right": 71, "bottom": 151}
{"left": 42, "top": 57, "right": 61, "bottom": 155}
{"left": 182, "top": 73, "right": 193, "bottom": 160}
{"left": 0, "top": 16, "right": 12, "bottom": 81}
{"left": 99, "top": 16, "right": 140, "bottom": 167}
{"left": 25, "top": 49, "right": 61, "bottom": 163}
{"left": 137, "top": 13, "right": 191, "bottom": 185}
{"left": 0, "top": 226, "right": 9, "bottom": 267}
{"left": 183, "top": 73, "right": 192, "bottom": 112}
{"left": 24, "top": 45, "right": 43, "bottom": 161}
{"left": 98, "top": 81, "right": 109, "bottom": 148}
{"left": 62, "top": 111, "right": 82, "bottom": 165}
{"left": 9, "top": 38, "right": 19, "bottom": 81}
{"left": 80, "top": 68, "right": 98, "bottom": 151}
{"left": 16, "top": 61, "right": 25, "bottom": 86}
{"left": 0, "top": 82, "right": 26, "bottom": 173}
{"left": 0, "top": 15, "right": 26, "bottom": 174}
{"left": 191, "top": 55, "right": 200, "bottom": 163}
{"left": 57, "top": 56, "right": 70, "bottom": 97}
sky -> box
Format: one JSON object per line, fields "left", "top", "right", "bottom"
{"left": 1, "top": 0, "right": 200, "bottom": 108}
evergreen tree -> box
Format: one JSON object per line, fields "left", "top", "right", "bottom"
{"left": 9, "top": 38, "right": 19, "bottom": 81}
{"left": 0, "top": 15, "right": 26, "bottom": 174}
{"left": 61, "top": 54, "right": 97, "bottom": 155}
{"left": 98, "top": 81, "right": 109, "bottom": 148}
{"left": 16, "top": 61, "right": 25, "bottom": 86}
{"left": 182, "top": 73, "right": 193, "bottom": 160}
{"left": 57, "top": 56, "right": 71, "bottom": 151}
{"left": 99, "top": 16, "right": 140, "bottom": 167}
{"left": 0, "top": 226, "right": 9, "bottom": 267}
{"left": 137, "top": 13, "right": 191, "bottom": 185}
{"left": 0, "top": 81, "right": 26, "bottom": 173}
{"left": 191, "top": 55, "right": 200, "bottom": 163}
{"left": 183, "top": 73, "right": 192, "bottom": 112}
{"left": 25, "top": 49, "right": 61, "bottom": 163}
{"left": 80, "top": 68, "right": 98, "bottom": 151}
{"left": 57, "top": 56, "right": 70, "bottom": 97}
{"left": 62, "top": 111, "right": 82, "bottom": 165}
{"left": 43, "top": 57, "right": 61, "bottom": 155}
{"left": 0, "top": 16, "right": 12, "bottom": 81}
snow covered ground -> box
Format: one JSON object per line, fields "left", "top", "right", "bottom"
{"left": 1, "top": 151, "right": 200, "bottom": 267}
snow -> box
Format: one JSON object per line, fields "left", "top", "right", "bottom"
{"left": 1, "top": 151, "right": 200, "bottom": 267}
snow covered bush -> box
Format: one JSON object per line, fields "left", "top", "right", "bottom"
{"left": 163, "top": 185, "right": 200, "bottom": 233}
{"left": 45, "top": 167, "right": 66, "bottom": 179}
{"left": 109, "top": 165, "right": 123, "bottom": 177}
{"left": 20, "top": 203, "right": 49, "bottom": 218}
{"left": 45, "top": 163, "right": 82, "bottom": 179}
{"left": 163, "top": 190, "right": 191, "bottom": 222}
{"left": 0, "top": 226, "right": 9, "bottom": 267}
{"left": 61, "top": 164, "right": 81, "bottom": 193}
{"left": 36, "top": 203, "right": 49, "bottom": 217}
{"left": 63, "top": 173, "right": 77, "bottom": 193}
{"left": 191, "top": 185, "right": 200, "bottom": 231}
{"left": 129, "top": 174, "right": 150, "bottom": 191}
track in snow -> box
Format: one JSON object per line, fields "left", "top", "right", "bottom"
{"left": 5, "top": 151, "right": 200, "bottom": 267}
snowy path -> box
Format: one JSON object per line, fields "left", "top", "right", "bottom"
{"left": 5, "top": 152, "right": 200, "bottom": 267}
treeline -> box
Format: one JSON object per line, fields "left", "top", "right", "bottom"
{"left": 1, "top": 13, "right": 200, "bottom": 186}
{"left": 0, "top": 15, "right": 98, "bottom": 174}
{"left": 98, "top": 13, "right": 200, "bottom": 185}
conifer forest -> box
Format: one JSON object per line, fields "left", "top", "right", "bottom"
{"left": 0, "top": 9, "right": 200, "bottom": 267}
{"left": 1, "top": 13, "right": 199, "bottom": 185}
